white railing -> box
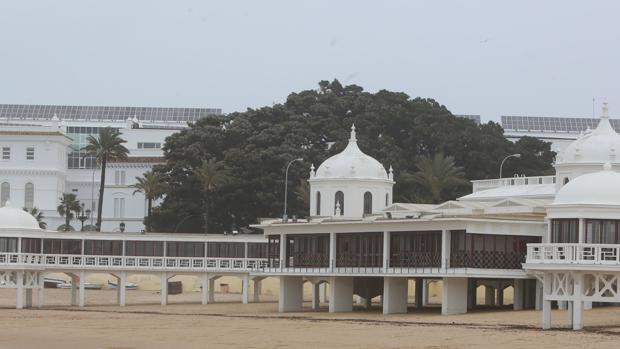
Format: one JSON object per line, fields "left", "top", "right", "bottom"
{"left": 526, "top": 243, "right": 620, "bottom": 265}
{"left": 0, "top": 253, "right": 268, "bottom": 272}
{"left": 472, "top": 175, "right": 555, "bottom": 192}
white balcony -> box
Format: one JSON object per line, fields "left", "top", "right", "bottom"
{"left": 471, "top": 175, "right": 556, "bottom": 192}
{"left": 526, "top": 243, "right": 620, "bottom": 266}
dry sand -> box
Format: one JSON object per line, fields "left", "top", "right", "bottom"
{"left": 0, "top": 288, "right": 619, "bottom": 349}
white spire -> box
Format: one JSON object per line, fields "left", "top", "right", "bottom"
{"left": 309, "top": 164, "right": 316, "bottom": 178}
{"left": 349, "top": 124, "right": 357, "bottom": 142}
{"left": 335, "top": 201, "right": 342, "bottom": 216}
{"left": 602, "top": 98, "right": 609, "bottom": 119}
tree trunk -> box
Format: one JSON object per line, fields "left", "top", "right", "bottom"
{"left": 96, "top": 158, "right": 106, "bottom": 231}
{"left": 65, "top": 203, "right": 70, "bottom": 231}
{"left": 146, "top": 198, "right": 152, "bottom": 232}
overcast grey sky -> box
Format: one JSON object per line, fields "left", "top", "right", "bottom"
{"left": 1, "top": 1, "right": 619, "bottom": 121}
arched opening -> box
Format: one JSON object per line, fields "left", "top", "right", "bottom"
{"left": 334, "top": 191, "right": 344, "bottom": 215}
{"left": 363, "top": 191, "right": 372, "bottom": 215}
{"left": 316, "top": 191, "right": 321, "bottom": 215}
{"left": 0, "top": 182, "right": 9, "bottom": 206}
{"left": 24, "top": 183, "right": 34, "bottom": 210}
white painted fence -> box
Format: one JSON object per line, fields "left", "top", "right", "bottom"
{"left": 526, "top": 243, "right": 620, "bottom": 265}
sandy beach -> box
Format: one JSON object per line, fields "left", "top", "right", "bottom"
{"left": 0, "top": 288, "right": 619, "bottom": 349}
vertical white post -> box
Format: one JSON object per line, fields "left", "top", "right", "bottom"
{"left": 485, "top": 286, "right": 495, "bottom": 306}
{"left": 329, "top": 277, "right": 353, "bottom": 313}
{"left": 383, "top": 277, "right": 408, "bottom": 314}
{"left": 441, "top": 229, "right": 450, "bottom": 270}
{"left": 118, "top": 271, "right": 127, "bottom": 306}
{"left": 319, "top": 282, "right": 327, "bottom": 303}
{"left": 573, "top": 273, "right": 583, "bottom": 330}
{"left": 578, "top": 218, "right": 585, "bottom": 243}
{"left": 542, "top": 273, "right": 552, "bottom": 330}
{"left": 312, "top": 282, "right": 320, "bottom": 310}
{"left": 279, "top": 234, "right": 286, "bottom": 270}
{"left": 329, "top": 232, "right": 336, "bottom": 270}
{"left": 382, "top": 231, "right": 389, "bottom": 270}
{"left": 79, "top": 271, "right": 86, "bottom": 307}
{"left": 253, "top": 278, "right": 261, "bottom": 303}
{"left": 208, "top": 277, "right": 216, "bottom": 303}
{"left": 513, "top": 279, "right": 524, "bottom": 310}
{"left": 201, "top": 274, "right": 209, "bottom": 305}
{"left": 160, "top": 272, "right": 168, "bottom": 306}
{"left": 279, "top": 276, "right": 303, "bottom": 312}
{"left": 16, "top": 271, "right": 24, "bottom": 310}
{"left": 37, "top": 273, "right": 45, "bottom": 308}
{"left": 535, "top": 279, "right": 543, "bottom": 310}
{"left": 242, "top": 274, "right": 250, "bottom": 304}
{"left": 567, "top": 301, "right": 573, "bottom": 328}
{"left": 70, "top": 274, "right": 78, "bottom": 306}
{"left": 442, "top": 277, "right": 468, "bottom": 315}
{"left": 422, "top": 279, "right": 429, "bottom": 306}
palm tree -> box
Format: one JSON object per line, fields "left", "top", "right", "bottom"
{"left": 24, "top": 207, "right": 47, "bottom": 229}
{"left": 131, "top": 171, "right": 167, "bottom": 232}
{"left": 410, "top": 153, "right": 468, "bottom": 204}
{"left": 82, "top": 127, "right": 129, "bottom": 231}
{"left": 57, "top": 193, "right": 81, "bottom": 231}
{"left": 195, "top": 159, "right": 229, "bottom": 234}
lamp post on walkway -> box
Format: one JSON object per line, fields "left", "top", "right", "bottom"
{"left": 499, "top": 153, "right": 521, "bottom": 178}
{"left": 283, "top": 158, "right": 303, "bottom": 222}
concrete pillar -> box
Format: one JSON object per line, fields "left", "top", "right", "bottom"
{"left": 573, "top": 273, "right": 583, "bottom": 330}
{"left": 37, "top": 274, "right": 45, "bottom": 308}
{"left": 484, "top": 286, "right": 495, "bottom": 306}
{"left": 160, "top": 272, "right": 168, "bottom": 306}
{"left": 241, "top": 274, "right": 250, "bottom": 304}
{"left": 567, "top": 301, "right": 573, "bottom": 328}
{"left": 253, "top": 278, "right": 262, "bottom": 303}
{"left": 441, "top": 277, "right": 468, "bottom": 315}
{"left": 441, "top": 230, "right": 450, "bottom": 269}
{"left": 16, "top": 271, "right": 24, "bottom": 309}
{"left": 422, "top": 279, "right": 429, "bottom": 306}
{"left": 25, "top": 289, "right": 33, "bottom": 308}
{"left": 79, "top": 271, "right": 86, "bottom": 307}
{"left": 514, "top": 279, "right": 524, "bottom": 310}
{"left": 542, "top": 273, "right": 552, "bottom": 330}
{"left": 279, "top": 234, "right": 286, "bottom": 270}
{"left": 118, "top": 272, "right": 127, "bottom": 306}
{"left": 70, "top": 274, "right": 78, "bottom": 306}
{"left": 535, "top": 279, "right": 543, "bottom": 311}
{"left": 467, "top": 279, "right": 476, "bottom": 310}
{"left": 329, "top": 232, "right": 336, "bottom": 270}
{"left": 201, "top": 274, "right": 209, "bottom": 305}
{"left": 382, "top": 231, "right": 389, "bottom": 270}
{"left": 319, "top": 282, "right": 327, "bottom": 303}
{"left": 497, "top": 287, "right": 504, "bottom": 306}
{"left": 383, "top": 277, "right": 408, "bottom": 314}
{"left": 279, "top": 276, "right": 303, "bottom": 312}
{"left": 415, "top": 278, "right": 423, "bottom": 309}
{"left": 312, "top": 282, "right": 320, "bottom": 310}
{"left": 578, "top": 218, "right": 585, "bottom": 243}
{"left": 329, "top": 277, "right": 353, "bottom": 313}
{"left": 208, "top": 277, "right": 217, "bottom": 303}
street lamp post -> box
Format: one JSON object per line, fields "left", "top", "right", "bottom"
{"left": 77, "top": 202, "right": 91, "bottom": 231}
{"left": 283, "top": 158, "right": 303, "bottom": 222}
{"left": 499, "top": 153, "right": 522, "bottom": 178}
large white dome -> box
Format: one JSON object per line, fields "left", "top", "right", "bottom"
{"left": 0, "top": 203, "right": 42, "bottom": 230}
{"left": 314, "top": 125, "right": 390, "bottom": 181}
{"left": 554, "top": 163, "right": 620, "bottom": 206}
{"left": 557, "top": 102, "right": 620, "bottom": 164}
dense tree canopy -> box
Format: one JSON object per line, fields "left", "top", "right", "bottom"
{"left": 151, "top": 80, "right": 556, "bottom": 233}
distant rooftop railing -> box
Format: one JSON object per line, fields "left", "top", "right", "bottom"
{"left": 471, "top": 175, "right": 556, "bottom": 193}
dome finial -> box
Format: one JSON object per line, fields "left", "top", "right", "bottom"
{"left": 602, "top": 98, "right": 609, "bottom": 119}
{"left": 349, "top": 124, "right": 357, "bottom": 142}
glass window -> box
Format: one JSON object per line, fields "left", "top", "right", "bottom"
{"left": 26, "top": 146, "right": 35, "bottom": 160}
{"left": 0, "top": 182, "right": 9, "bottom": 206}
{"left": 363, "top": 192, "right": 372, "bottom": 215}
{"left": 315, "top": 191, "right": 321, "bottom": 215}
{"left": 1, "top": 147, "right": 9, "bottom": 160}
{"left": 24, "top": 183, "right": 34, "bottom": 210}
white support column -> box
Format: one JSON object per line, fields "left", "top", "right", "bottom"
{"left": 312, "top": 282, "right": 320, "bottom": 310}
{"left": 25, "top": 289, "right": 33, "bottom": 308}
{"left": 201, "top": 274, "right": 209, "bottom": 305}
{"left": 422, "top": 279, "right": 429, "bottom": 306}
{"left": 535, "top": 279, "right": 543, "bottom": 310}
{"left": 441, "top": 229, "right": 450, "bottom": 270}
{"left": 572, "top": 273, "right": 583, "bottom": 330}
{"left": 513, "top": 279, "right": 524, "bottom": 310}
{"left": 485, "top": 286, "right": 495, "bottom": 306}
{"left": 118, "top": 271, "right": 127, "bottom": 306}
{"left": 160, "top": 272, "right": 168, "bottom": 306}
{"left": 70, "top": 274, "right": 78, "bottom": 306}
{"left": 241, "top": 274, "right": 250, "bottom": 304}
{"left": 578, "top": 218, "right": 585, "bottom": 243}
{"left": 279, "top": 234, "right": 286, "bottom": 270}
{"left": 542, "top": 273, "right": 552, "bottom": 330}
{"left": 16, "top": 271, "right": 24, "bottom": 310}
{"left": 253, "top": 278, "right": 262, "bottom": 303}
{"left": 319, "top": 282, "right": 327, "bottom": 303}
{"left": 329, "top": 277, "right": 353, "bottom": 313}
{"left": 78, "top": 271, "right": 86, "bottom": 307}
{"left": 383, "top": 277, "right": 408, "bottom": 314}
{"left": 37, "top": 273, "right": 45, "bottom": 308}
{"left": 329, "top": 232, "right": 336, "bottom": 270}
{"left": 208, "top": 277, "right": 217, "bottom": 303}
{"left": 442, "top": 277, "right": 468, "bottom": 315}
{"left": 278, "top": 276, "right": 303, "bottom": 312}
{"left": 382, "top": 231, "right": 389, "bottom": 270}
{"left": 567, "top": 301, "right": 573, "bottom": 328}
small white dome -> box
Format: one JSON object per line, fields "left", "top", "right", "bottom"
{"left": 554, "top": 163, "right": 620, "bottom": 206}
{"left": 557, "top": 102, "right": 620, "bottom": 164}
{"left": 0, "top": 203, "right": 42, "bottom": 230}
{"left": 314, "top": 125, "right": 390, "bottom": 181}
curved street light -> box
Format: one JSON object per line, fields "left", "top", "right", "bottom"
{"left": 499, "top": 153, "right": 521, "bottom": 178}
{"left": 283, "top": 158, "right": 303, "bottom": 222}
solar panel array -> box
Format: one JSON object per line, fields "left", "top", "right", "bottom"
{"left": 0, "top": 104, "right": 222, "bottom": 123}
{"left": 502, "top": 115, "right": 620, "bottom": 133}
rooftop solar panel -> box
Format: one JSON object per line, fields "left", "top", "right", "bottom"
{"left": 501, "top": 115, "right": 620, "bottom": 133}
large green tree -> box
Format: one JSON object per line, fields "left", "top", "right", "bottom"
{"left": 195, "top": 159, "right": 229, "bottom": 234}
{"left": 151, "top": 80, "right": 556, "bottom": 233}
{"left": 82, "top": 127, "right": 129, "bottom": 231}
{"left": 57, "top": 193, "right": 81, "bottom": 231}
